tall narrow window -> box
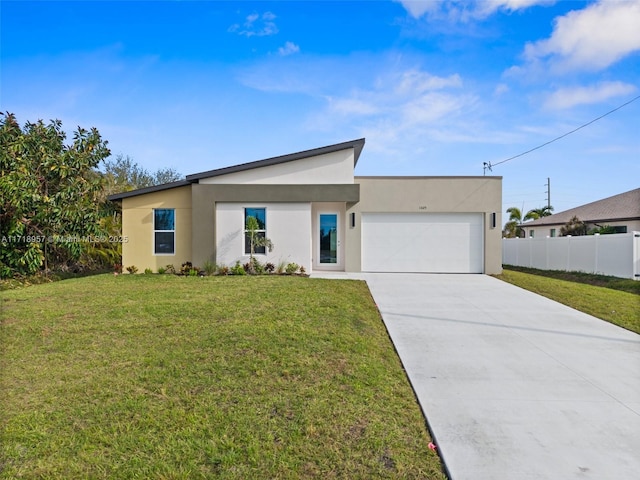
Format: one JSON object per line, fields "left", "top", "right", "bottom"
{"left": 154, "top": 209, "right": 175, "bottom": 254}
{"left": 244, "top": 208, "right": 266, "bottom": 255}
{"left": 550, "top": 228, "right": 556, "bottom": 237}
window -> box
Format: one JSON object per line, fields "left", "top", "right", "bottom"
{"left": 613, "top": 226, "right": 627, "bottom": 234}
{"left": 529, "top": 230, "right": 535, "bottom": 238}
{"left": 244, "top": 208, "right": 266, "bottom": 255}
{"left": 154, "top": 209, "right": 175, "bottom": 254}
{"left": 550, "top": 228, "right": 556, "bottom": 237}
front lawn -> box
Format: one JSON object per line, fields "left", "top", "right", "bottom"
{"left": 495, "top": 268, "right": 640, "bottom": 334}
{"left": 0, "top": 275, "right": 444, "bottom": 479}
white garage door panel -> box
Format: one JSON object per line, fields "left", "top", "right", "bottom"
{"left": 362, "top": 213, "right": 483, "bottom": 273}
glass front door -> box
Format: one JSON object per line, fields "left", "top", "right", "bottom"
{"left": 319, "top": 213, "right": 338, "bottom": 264}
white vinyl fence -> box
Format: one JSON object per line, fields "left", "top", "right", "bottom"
{"left": 503, "top": 232, "right": 640, "bottom": 280}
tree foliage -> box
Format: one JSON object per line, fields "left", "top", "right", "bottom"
{"left": 245, "top": 215, "right": 274, "bottom": 272}
{"left": 503, "top": 205, "right": 554, "bottom": 238}
{"left": 504, "top": 207, "right": 533, "bottom": 238}
{"left": 589, "top": 225, "right": 617, "bottom": 235}
{"left": 102, "top": 154, "right": 182, "bottom": 196}
{"left": 0, "top": 113, "right": 110, "bottom": 277}
{"left": 96, "top": 154, "right": 183, "bottom": 269}
{"left": 526, "top": 205, "right": 554, "bottom": 219}
{"left": 560, "top": 216, "right": 587, "bottom": 236}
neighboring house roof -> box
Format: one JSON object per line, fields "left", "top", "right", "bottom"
{"left": 524, "top": 188, "right": 640, "bottom": 227}
{"left": 107, "top": 138, "right": 365, "bottom": 201}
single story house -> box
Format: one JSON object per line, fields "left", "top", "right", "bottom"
{"left": 108, "top": 138, "right": 503, "bottom": 274}
{"left": 522, "top": 188, "right": 640, "bottom": 238}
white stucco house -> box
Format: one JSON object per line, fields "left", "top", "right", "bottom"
{"left": 108, "top": 138, "right": 503, "bottom": 274}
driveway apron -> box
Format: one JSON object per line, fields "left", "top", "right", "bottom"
{"left": 361, "top": 273, "right": 640, "bottom": 480}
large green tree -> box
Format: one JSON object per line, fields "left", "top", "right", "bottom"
{"left": 0, "top": 113, "right": 111, "bottom": 277}
{"left": 102, "top": 154, "right": 182, "bottom": 197}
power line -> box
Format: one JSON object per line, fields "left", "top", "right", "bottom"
{"left": 483, "top": 93, "right": 640, "bottom": 174}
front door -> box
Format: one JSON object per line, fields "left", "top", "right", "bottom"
{"left": 319, "top": 213, "right": 340, "bottom": 267}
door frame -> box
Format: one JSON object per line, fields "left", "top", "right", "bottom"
{"left": 315, "top": 211, "right": 343, "bottom": 270}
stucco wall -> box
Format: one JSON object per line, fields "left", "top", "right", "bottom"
{"left": 191, "top": 183, "right": 359, "bottom": 267}
{"left": 215, "top": 202, "right": 312, "bottom": 270}
{"left": 198, "top": 150, "right": 355, "bottom": 185}
{"left": 347, "top": 177, "right": 503, "bottom": 274}
{"left": 121, "top": 186, "right": 192, "bottom": 272}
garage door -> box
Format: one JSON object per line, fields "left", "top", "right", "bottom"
{"left": 361, "top": 213, "right": 484, "bottom": 273}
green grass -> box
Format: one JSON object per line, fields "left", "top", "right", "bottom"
{"left": 502, "top": 265, "right": 640, "bottom": 295}
{"left": 0, "top": 275, "right": 444, "bottom": 479}
{"left": 495, "top": 268, "right": 640, "bottom": 334}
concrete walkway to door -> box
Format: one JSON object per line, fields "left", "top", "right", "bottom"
{"left": 319, "top": 273, "right": 640, "bottom": 480}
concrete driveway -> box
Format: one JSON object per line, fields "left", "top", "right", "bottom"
{"left": 360, "top": 273, "right": 640, "bottom": 480}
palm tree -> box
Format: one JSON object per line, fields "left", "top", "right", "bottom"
{"left": 504, "top": 207, "right": 531, "bottom": 238}
{"left": 504, "top": 205, "right": 554, "bottom": 238}
{"left": 245, "top": 216, "right": 274, "bottom": 273}
{"left": 526, "top": 205, "right": 554, "bottom": 220}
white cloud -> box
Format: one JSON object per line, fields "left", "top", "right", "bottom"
{"left": 278, "top": 41, "right": 300, "bottom": 56}
{"left": 238, "top": 54, "right": 485, "bottom": 159}
{"left": 494, "top": 83, "right": 510, "bottom": 96}
{"left": 394, "top": 0, "right": 442, "bottom": 19}
{"left": 543, "top": 81, "right": 637, "bottom": 110}
{"left": 401, "top": 92, "right": 469, "bottom": 124}
{"left": 317, "top": 67, "right": 475, "bottom": 154}
{"left": 476, "top": 0, "right": 555, "bottom": 17}
{"left": 323, "top": 68, "right": 466, "bottom": 122}
{"left": 228, "top": 11, "right": 278, "bottom": 37}
{"left": 395, "top": 0, "right": 553, "bottom": 20}
{"left": 326, "top": 96, "right": 379, "bottom": 116}
{"left": 395, "top": 69, "right": 462, "bottom": 94}
{"left": 525, "top": 0, "right": 640, "bottom": 72}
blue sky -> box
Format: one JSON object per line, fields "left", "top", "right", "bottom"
{"left": 2, "top": 0, "right": 639, "bottom": 215}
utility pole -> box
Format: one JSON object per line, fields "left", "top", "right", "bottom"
{"left": 545, "top": 177, "right": 551, "bottom": 209}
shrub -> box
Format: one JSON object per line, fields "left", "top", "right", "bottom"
{"left": 265, "top": 262, "right": 275, "bottom": 274}
{"left": 253, "top": 259, "right": 266, "bottom": 275}
{"left": 188, "top": 268, "right": 199, "bottom": 276}
{"left": 560, "top": 216, "right": 587, "bottom": 236}
{"left": 180, "top": 262, "right": 193, "bottom": 275}
{"left": 157, "top": 267, "right": 166, "bottom": 275}
{"left": 299, "top": 266, "right": 306, "bottom": 275}
{"left": 144, "top": 268, "right": 153, "bottom": 275}
{"left": 113, "top": 263, "right": 123, "bottom": 274}
{"left": 230, "top": 261, "right": 246, "bottom": 275}
{"left": 276, "top": 261, "right": 287, "bottom": 275}
{"left": 126, "top": 265, "right": 138, "bottom": 274}
{"left": 202, "top": 260, "right": 217, "bottom": 276}
{"left": 285, "top": 263, "right": 299, "bottom": 275}
{"left": 218, "top": 265, "right": 230, "bottom": 276}
{"left": 244, "top": 257, "right": 266, "bottom": 275}
{"left": 589, "top": 225, "right": 617, "bottom": 235}
{"left": 164, "top": 264, "right": 176, "bottom": 274}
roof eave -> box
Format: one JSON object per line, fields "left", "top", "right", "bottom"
{"left": 107, "top": 179, "right": 192, "bottom": 201}
{"left": 186, "top": 138, "right": 365, "bottom": 182}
